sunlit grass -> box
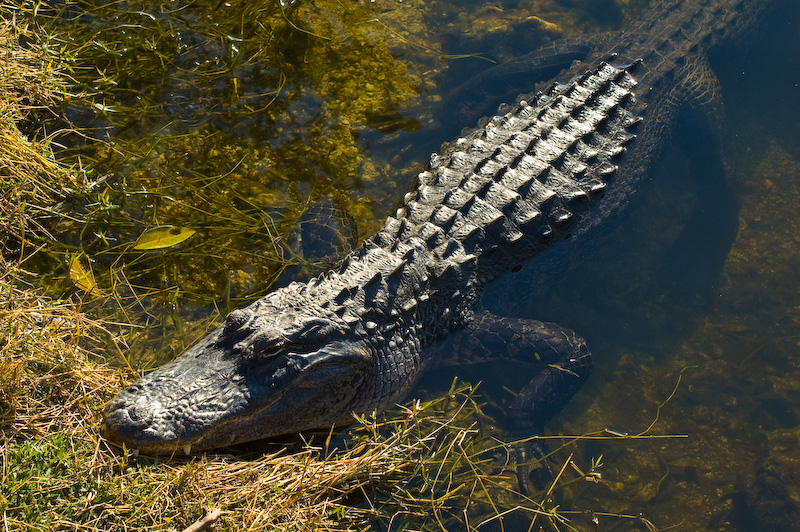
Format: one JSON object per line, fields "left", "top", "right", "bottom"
{"left": 0, "top": 254, "right": 581, "bottom": 530}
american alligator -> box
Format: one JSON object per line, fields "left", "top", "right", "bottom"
{"left": 103, "top": 0, "right": 774, "bottom": 455}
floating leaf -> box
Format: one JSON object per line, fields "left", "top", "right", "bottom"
{"left": 133, "top": 226, "right": 196, "bottom": 250}
{"left": 68, "top": 253, "right": 98, "bottom": 295}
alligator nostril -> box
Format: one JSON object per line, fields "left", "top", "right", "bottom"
{"left": 127, "top": 405, "right": 150, "bottom": 423}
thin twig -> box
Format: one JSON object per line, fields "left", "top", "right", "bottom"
{"left": 181, "top": 508, "right": 223, "bottom": 532}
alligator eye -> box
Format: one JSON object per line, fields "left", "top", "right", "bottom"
{"left": 246, "top": 332, "right": 284, "bottom": 359}
{"left": 293, "top": 318, "right": 336, "bottom": 343}
{"left": 222, "top": 308, "right": 249, "bottom": 334}
{"left": 127, "top": 405, "right": 151, "bottom": 425}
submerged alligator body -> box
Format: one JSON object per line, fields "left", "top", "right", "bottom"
{"left": 103, "top": 0, "right": 772, "bottom": 454}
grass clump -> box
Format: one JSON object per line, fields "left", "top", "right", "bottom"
{"left": 0, "top": 15, "right": 85, "bottom": 249}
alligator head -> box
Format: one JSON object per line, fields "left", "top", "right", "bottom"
{"left": 102, "top": 285, "right": 371, "bottom": 455}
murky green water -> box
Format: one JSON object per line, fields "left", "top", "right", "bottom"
{"left": 18, "top": 0, "right": 800, "bottom": 529}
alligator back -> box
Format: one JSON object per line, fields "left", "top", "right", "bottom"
{"left": 323, "top": 0, "right": 765, "bottom": 326}
{"left": 304, "top": 0, "right": 770, "bottom": 409}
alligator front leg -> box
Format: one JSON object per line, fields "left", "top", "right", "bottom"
{"left": 504, "top": 349, "right": 590, "bottom": 494}
{"left": 434, "top": 310, "right": 593, "bottom": 492}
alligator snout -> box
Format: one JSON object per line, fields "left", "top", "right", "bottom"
{"left": 125, "top": 404, "right": 152, "bottom": 424}
{"left": 102, "top": 399, "right": 158, "bottom": 446}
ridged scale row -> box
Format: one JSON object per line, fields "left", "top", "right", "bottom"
{"left": 298, "top": 58, "right": 643, "bottom": 342}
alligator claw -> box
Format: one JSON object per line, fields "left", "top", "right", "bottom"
{"left": 507, "top": 437, "right": 555, "bottom": 496}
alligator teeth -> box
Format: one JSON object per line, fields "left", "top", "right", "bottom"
{"left": 183, "top": 444, "right": 193, "bottom": 455}
{"left": 131, "top": 448, "right": 140, "bottom": 457}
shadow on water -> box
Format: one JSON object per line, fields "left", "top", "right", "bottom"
{"left": 12, "top": 0, "right": 800, "bottom": 529}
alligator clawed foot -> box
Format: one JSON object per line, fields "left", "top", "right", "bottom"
{"left": 499, "top": 436, "right": 555, "bottom": 497}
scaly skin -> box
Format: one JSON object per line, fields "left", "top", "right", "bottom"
{"left": 103, "top": 0, "right": 772, "bottom": 454}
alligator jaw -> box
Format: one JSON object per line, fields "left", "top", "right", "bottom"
{"left": 102, "top": 313, "right": 371, "bottom": 455}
